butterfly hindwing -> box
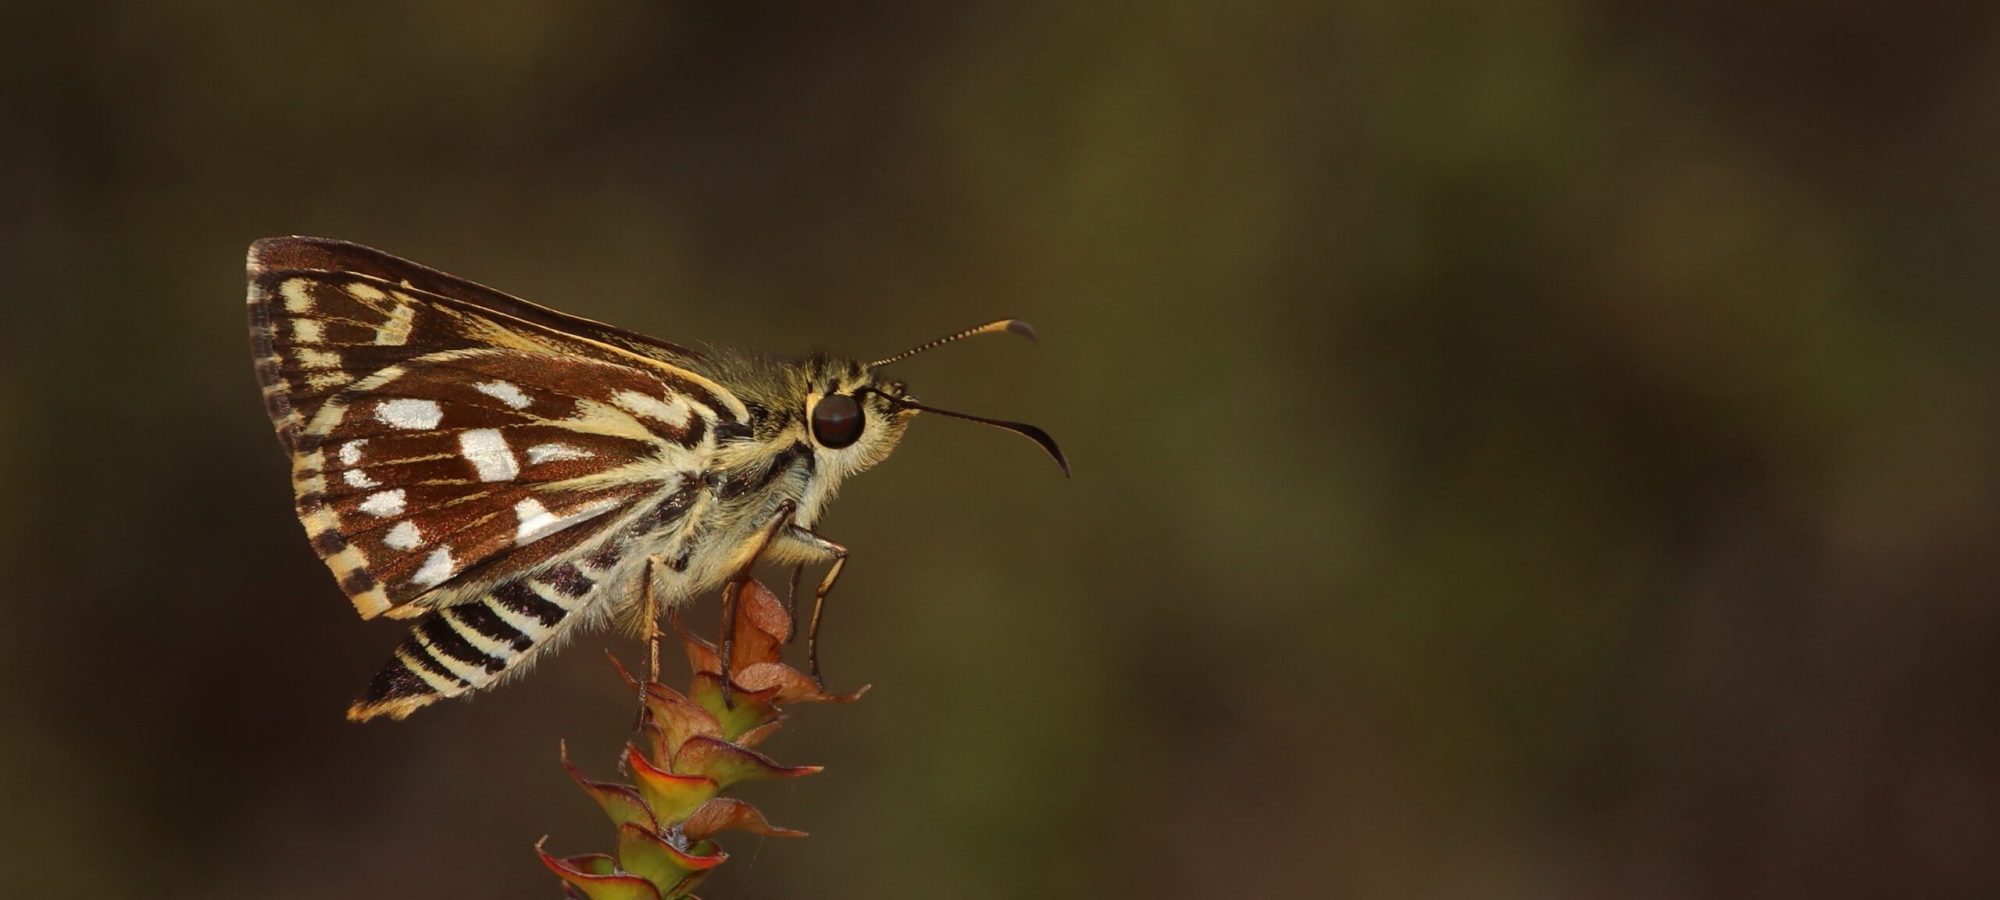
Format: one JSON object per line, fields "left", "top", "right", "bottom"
{"left": 295, "top": 345, "right": 730, "bottom": 618}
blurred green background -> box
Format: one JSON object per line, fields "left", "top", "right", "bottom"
{"left": 5, "top": 2, "right": 2000, "bottom": 898}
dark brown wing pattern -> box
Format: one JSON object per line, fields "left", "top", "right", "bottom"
{"left": 246, "top": 237, "right": 747, "bottom": 720}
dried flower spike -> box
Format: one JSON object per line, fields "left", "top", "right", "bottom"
{"left": 539, "top": 579, "right": 865, "bottom": 899}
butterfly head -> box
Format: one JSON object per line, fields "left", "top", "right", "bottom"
{"left": 794, "top": 363, "right": 919, "bottom": 481}
{"left": 782, "top": 318, "right": 1069, "bottom": 489}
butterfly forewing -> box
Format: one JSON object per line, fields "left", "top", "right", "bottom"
{"left": 247, "top": 237, "right": 759, "bottom": 719}
{"left": 248, "top": 236, "right": 711, "bottom": 378}
{"left": 247, "top": 237, "right": 746, "bottom": 453}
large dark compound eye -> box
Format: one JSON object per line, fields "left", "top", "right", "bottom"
{"left": 811, "top": 393, "right": 865, "bottom": 449}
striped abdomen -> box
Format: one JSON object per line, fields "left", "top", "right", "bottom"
{"left": 348, "top": 560, "right": 603, "bottom": 721}
{"left": 344, "top": 477, "right": 709, "bottom": 720}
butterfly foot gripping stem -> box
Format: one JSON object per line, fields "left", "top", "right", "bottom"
{"left": 781, "top": 524, "right": 849, "bottom": 691}
{"left": 806, "top": 548, "right": 848, "bottom": 691}
{"left": 619, "top": 555, "right": 666, "bottom": 775}
{"left": 720, "top": 500, "right": 797, "bottom": 709}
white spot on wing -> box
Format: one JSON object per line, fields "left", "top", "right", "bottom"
{"left": 413, "top": 546, "right": 456, "bottom": 588}
{"left": 281, "top": 278, "right": 314, "bottom": 313}
{"left": 306, "top": 372, "right": 349, "bottom": 392}
{"left": 343, "top": 469, "right": 378, "bottom": 489}
{"left": 513, "top": 497, "right": 619, "bottom": 546}
{"left": 347, "top": 282, "right": 386, "bottom": 301}
{"left": 384, "top": 521, "right": 422, "bottom": 550}
{"left": 513, "top": 498, "right": 556, "bottom": 544}
{"left": 375, "top": 399, "right": 442, "bottom": 430}
{"left": 375, "top": 303, "right": 415, "bottom": 346}
{"left": 338, "top": 440, "right": 367, "bottom": 466}
{"left": 613, "top": 390, "right": 691, "bottom": 425}
{"left": 292, "top": 320, "right": 323, "bottom": 343}
{"left": 298, "top": 349, "right": 342, "bottom": 369}
{"left": 360, "top": 489, "right": 406, "bottom": 518}
{"left": 458, "top": 429, "right": 519, "bottom": 482}
{"left": 526, "top": 443, "right": 595, "bottom": 465}
{"left": 474, "top": 380, "right": 532, "bottom": 410}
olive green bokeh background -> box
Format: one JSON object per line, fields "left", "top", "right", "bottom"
{"left": 5, "top": 3, "right": 2000, "bottom": 898}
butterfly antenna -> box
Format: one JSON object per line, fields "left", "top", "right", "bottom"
{"left": 869, "top": 319, "right": 1038, "bottom": 368}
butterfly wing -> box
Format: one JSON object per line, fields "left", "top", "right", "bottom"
{"left": 304, "top": 347, "right": 728, "bottom": 721}
{"left": 294, "top": 347, "right": 722, "bottom": 616}
{"left": 248, "top": 236, "right": 707, "bottom": 364}
{"left": 247, "top": 236, "right": 747, "bottom": 453}
{"left": 246, "top": 238, "right": 749, "bottom": 719}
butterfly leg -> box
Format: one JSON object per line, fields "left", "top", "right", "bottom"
{"left": 784, "top": 525, "right": 849, "bottom": 689}
{"left": 643, "top": 556, "right": 665, "bottom": 684}
{"left": 785, "top": 563, "right": 806, "bottom": 644}
{"left": 720, "top": 500, "right": 797, "bottom": 708}
{"left": 620, "top": 555, "right": 667, "bottom": 774}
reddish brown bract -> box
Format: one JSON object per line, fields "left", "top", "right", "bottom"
{"left": 540, "top": 579, "right": 864, "bottom": 899}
